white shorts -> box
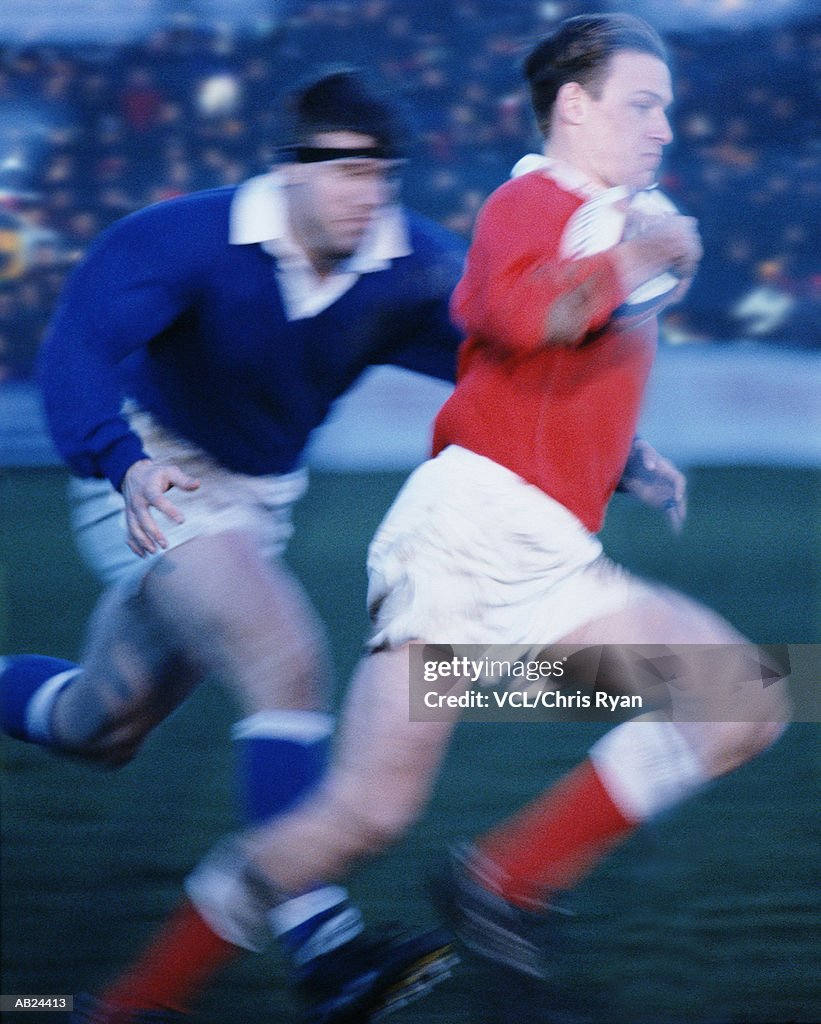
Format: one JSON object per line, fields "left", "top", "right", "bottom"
{"left": 367, "top": 446, "right": 654, "bottom": 648}
{"left": 70, "top": 407, "right": 308, "bottom": 589}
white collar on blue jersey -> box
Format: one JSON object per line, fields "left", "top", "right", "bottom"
{"left": 229, "top": 170, "right": 411, "bottom": 272}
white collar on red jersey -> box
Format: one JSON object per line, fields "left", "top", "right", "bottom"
{"left": 511, "top": 154, "right": 619, "bottom": 201}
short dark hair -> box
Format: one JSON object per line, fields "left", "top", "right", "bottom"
{"left": 283, "top": 67, "right": 407, "bottom": 157}
{"left": 524, "top": 13, "right": 668, "bottom": 136}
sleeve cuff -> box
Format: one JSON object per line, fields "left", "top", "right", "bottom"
{"left": 97, "top": 434, "right": 149, "bottom": 491}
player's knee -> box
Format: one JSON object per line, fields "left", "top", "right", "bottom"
{"left": 335, "top": 778, "right": 419, "bottom": 855}
{"left": 353, "top": 811, "right": 413, "bottom": 855}
{"left": 75, "top": 721, "right": 149, "bottom": 768}
{"left": 739, "top": 716, "right": 789, "bottom": 760}
{"left": 198, "top": 600, "right": 327, "bottom": 703}
{"left": 53, "top": 695, "right": 149, "bottom": 768}
{"left": 702, "top": 715, "right": 789, "bottom": 777}
{"left": 269, "top": 630, "right": 327, "bottom": 696}
{"left": 721, "top": 668, "right": 792, "bottom": 770}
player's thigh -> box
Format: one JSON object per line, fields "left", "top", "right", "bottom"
{"left": 139, "top": 529, "right": 331, "bottom": 711}
{"left": 558, "top": 581, "right": 747, "bottom": 645}
{"left": 558, "top": 584, "right": 790, "bottom": 771}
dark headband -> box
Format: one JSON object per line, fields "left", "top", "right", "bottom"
{"left": 278, "top": 144, "right": 400, "bottom": 163}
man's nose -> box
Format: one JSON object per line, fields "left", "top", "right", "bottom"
{"left": 651, "top": 109, "right": 673, "bottom": 145}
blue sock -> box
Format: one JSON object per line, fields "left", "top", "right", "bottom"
{"left": 231, "top": 710, "right": 364, "bottom": 967}
{"left": 271, "top": 887, "right": 365, "bottom": 977}
{"left": 0, "top": 655, "right": 80, "bottom": 743}
{"left": 232, "top": 710, "right": 335, "bottom": 823}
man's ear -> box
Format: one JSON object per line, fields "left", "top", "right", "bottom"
{"left": 555, "top": 81, "right": 588, "bottom": 126}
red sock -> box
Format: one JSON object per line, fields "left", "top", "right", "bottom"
{"left": 476, "top": 758, "right": 637, "bottom": 908}
{"left": 100, "top": 901, "right": 241, "bottom": 1013}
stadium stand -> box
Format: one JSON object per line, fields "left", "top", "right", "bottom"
{"left": 0, "top": 0, "right": 818, "bottom": 464}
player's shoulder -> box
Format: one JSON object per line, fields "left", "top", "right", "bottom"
{"left": 91, "top": 187, "right": 237, "bottom": 254}
{"left": 401, "top": 208, "right": 469, "bottom": 292}
{"left": 130, "top": 186, "right": 234, "bottom": 232}
{"left": 404, "top": 208, "right": 468, "bottom": 260}
{"left": 64, "top": 187, "right": 238, "bottom": 293}
{"left": 480, "top": 170, "right": 579, "bottom": 228}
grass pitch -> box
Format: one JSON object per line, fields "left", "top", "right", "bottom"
{"left": 1, "top": 465, "right": 819, "bottom": 1023}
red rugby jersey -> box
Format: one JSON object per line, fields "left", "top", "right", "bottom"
{"left": 432, "top": 170, "right": 658, "bottom": 534}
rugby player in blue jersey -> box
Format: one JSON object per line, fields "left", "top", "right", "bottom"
{"left": 0, "top": 69, "right": 464, "bottom": 1024}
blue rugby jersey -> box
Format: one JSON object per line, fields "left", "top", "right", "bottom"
{"left": 39, "top": 185, "right": 466, "bottom": 489}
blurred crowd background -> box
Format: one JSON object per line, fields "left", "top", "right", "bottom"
{"left": 0, "top": 0, "right": 819, "bottom": 383}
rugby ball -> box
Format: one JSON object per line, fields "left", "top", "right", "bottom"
{"left": 511, "top": 155, "right": 680, "bottom": 324}
{"left": 559, "top": 186, "right": 680, "bottom": 323}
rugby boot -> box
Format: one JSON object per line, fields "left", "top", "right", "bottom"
{"left": 298, "top": 924, "right": 459, "bottom": 1023}
{"left": 428, "top": 841, "right": 573, "bottom": 979}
